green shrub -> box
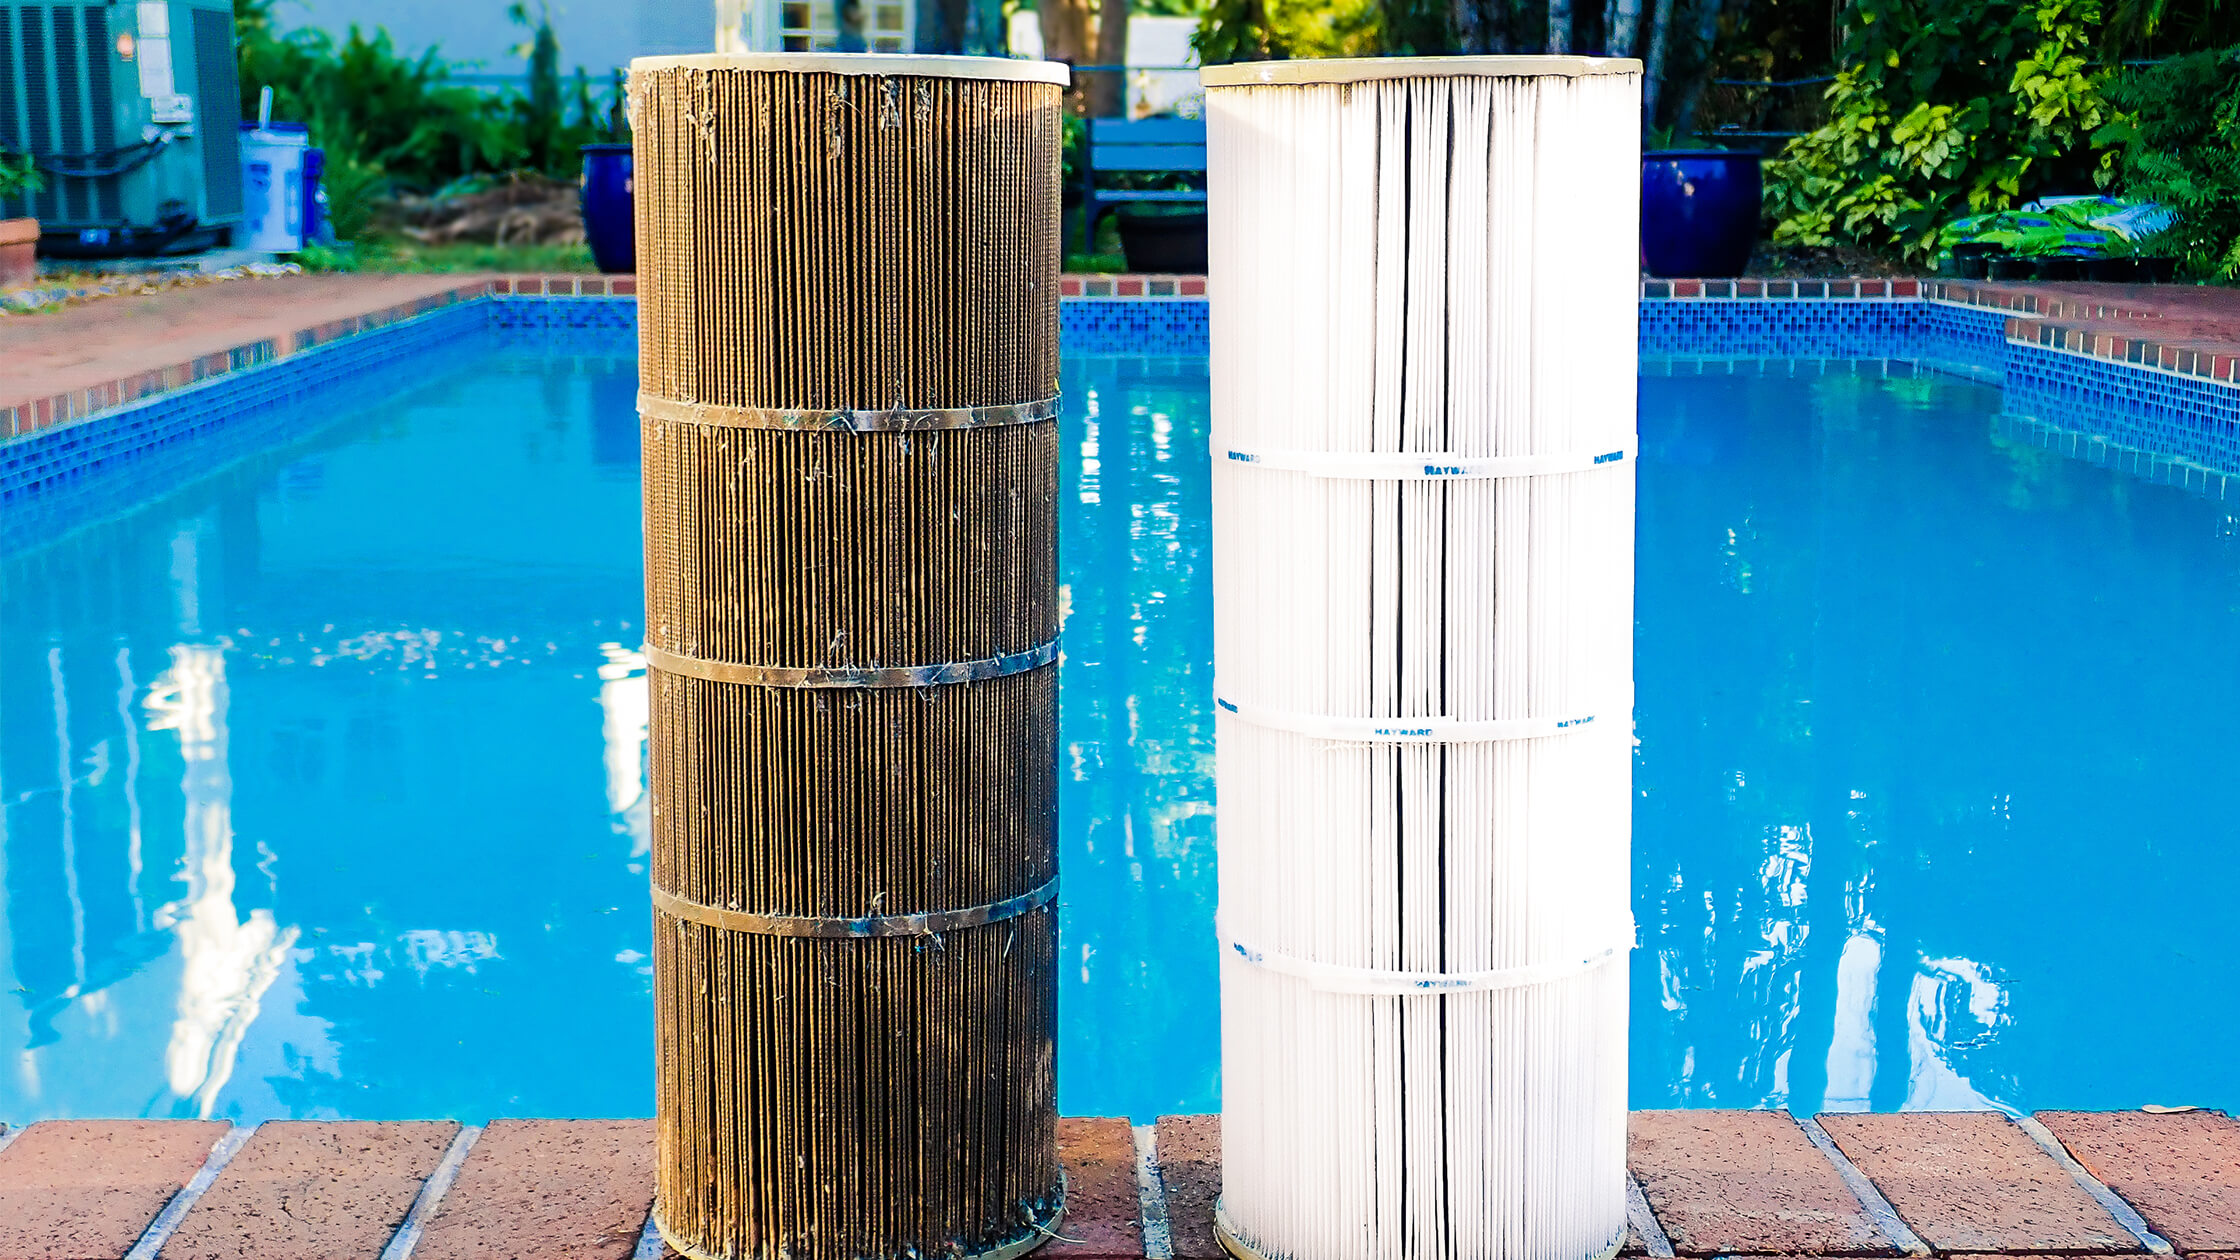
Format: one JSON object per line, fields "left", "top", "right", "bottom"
{"left": 0, "top": 149, "right": 41, "bottom": 202}
{"left": 1763, "top": 0, "right": 2117, "bottom": 260}
{"left": 2099, "top": 45, "right": 2240, "bottom": 278}
{"left": 232, "top": 0, "right": 625, "bottom": 240}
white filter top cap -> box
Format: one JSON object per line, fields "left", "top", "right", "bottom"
{"left": 1200, "top": 54, "right": 1641, "bottom": 88}
{"left": 631, "top": 51, "right": 1071, "bottom": 86}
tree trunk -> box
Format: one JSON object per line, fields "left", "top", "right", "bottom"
{"left": 1454, "top": 0, "right": 1487, "bottom": 53}
{"left": 1085, "top": 0, "right": 1129, "bottom": 117}
{"left": 1547, "top": 0, "right": 1572, "bottom": 52}
{"left": 1643, "top": 0, "right": 1676, "bottom": 125}
{"left": 1039, "top": 0, "right": 1092, "bottom": 62}
{"left": 1670, "top": 0, "right": 1726, "bottom": 138}
{"left": 1610, "top": 0, "right": 1642, "bottom": 56}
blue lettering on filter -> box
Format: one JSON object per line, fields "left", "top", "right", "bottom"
{"left": 1423, "top": 465, "right": 1467, "bottom": 476}
{"left": 1374, "top": 726, "right": 1436, "bottom": 737}
{"left": 1555, "top": 715, "right": 1596, "bottom": 729}
{"left": 1593, "top": 450, "right": 1626, "bottom": 464}
{"left": 1216, "top": 698, "right": 1240, "bottom": 713}
{"left": 1226, "top": 451, "right": 1258, "bottom": 463}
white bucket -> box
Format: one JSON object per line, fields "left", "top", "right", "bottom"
{"left": 238, "top": 125, "right": 309, "bottom": 253}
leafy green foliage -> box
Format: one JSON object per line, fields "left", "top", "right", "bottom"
{"left": 2099, "top": 45, "right": 2240, "bottom": 276}
{"left": 1193, "top": 0, "right": 1380, "bottom": 62}
{"left": 232, "top": 0, "right": 625, "bottom": 240}
{"left": 0, "top": 149, "right": 42, "bottom": 201}
{"left": 1763, "top": 0, "right": 2117, "bottom": 258}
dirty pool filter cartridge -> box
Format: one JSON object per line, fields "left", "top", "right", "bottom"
{"left": 630, "top": 52, "right": 1069, "bottom": 1260}
{"left": 1201, "top": 57, "right": 1643, "bottom": 1260}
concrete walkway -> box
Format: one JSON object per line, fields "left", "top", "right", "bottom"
{"left": 1, "top": 1109, "right": 2236, "bottom": 1260}
{"left": 0, "top": 274, "right": 489, "bottom": 420}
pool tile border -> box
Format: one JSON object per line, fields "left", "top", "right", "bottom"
{"left": 16, "top": 274, "right": 2240, "bottom": 448}
{"left": 10, "top": 273, "right": 2240, "bottom": 529}
{"left": 1, "top": 279, "right": 498, "bottom": 441}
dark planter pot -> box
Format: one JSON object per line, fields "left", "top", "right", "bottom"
{"left": 1640, "top": 150, "right": 1763, "bottom": 278}
{"left": 580, "top": 143, "right": 635, "bottom": 275}
{"left": 1987, "top": 255, "right": 2036, "bottom": 281}
{"left": 2034, "top": 255, "right": 2083, "bottom": 281}
{"left": 1116, "top": 208, "right": 1207, "bottom": 274}
{"left": 2083, "top": 256, "right": 2139, "bottom": 282}
{"left": 2139, "top": 256, "right": 2179, "bottom": 283}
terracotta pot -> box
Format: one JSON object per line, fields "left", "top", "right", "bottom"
{"left": 0, "top": 217, "right": 36, "bottom": 291}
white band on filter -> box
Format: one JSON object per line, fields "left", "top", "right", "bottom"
{"left": 1218, "top": 443, "right": 1634, "bottom": 480}
{"left": 1219, "top": 930, "right": 1634, "bottom": 996}
{"left": 1215, "top": 696, "right": 1601, "bottom": 743}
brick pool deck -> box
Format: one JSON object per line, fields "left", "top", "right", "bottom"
{"left": 2, "top": 1109, "right": 2238, "bottom": 1259}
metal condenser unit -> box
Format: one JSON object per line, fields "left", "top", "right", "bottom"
{"left": 0, "top": 0, "right": 244, "bottom": 254}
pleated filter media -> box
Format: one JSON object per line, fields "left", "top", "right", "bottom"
{"left": 629, "top": 53, "right": 1069, "bottom": 1260}
{"left": 1201, "top": 58, "right": 1643, "bottom": 1260}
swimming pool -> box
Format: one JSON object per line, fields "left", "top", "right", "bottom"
{"left": 2, "top": 308, "right": 2235, "bottom": 1123}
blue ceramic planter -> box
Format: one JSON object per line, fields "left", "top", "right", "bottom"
{"left": 580, "top": 143, "right": 635, "bottom": 275}
{"left": 1641, "top": 150, "right": 1762, "bottom": 279}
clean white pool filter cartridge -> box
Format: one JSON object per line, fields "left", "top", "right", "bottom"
{"left": 1200, "top": 57, "right": 1643, "bottom": 1260}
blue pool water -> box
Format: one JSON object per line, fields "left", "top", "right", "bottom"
{"left": 3, "top": 335, "right": 2236, "bottom": 1124}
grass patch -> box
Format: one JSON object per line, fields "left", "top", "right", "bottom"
{"left": 302, "top": 236, "right": 598, "bottom": 274}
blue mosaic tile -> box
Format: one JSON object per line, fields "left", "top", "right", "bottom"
{"left": 2004, "top": 343, "right": 2240, "bottom": 476}
{"left": 8, "top": 293, "right": 2235, "bottom": 555}
{"left": 1060, "top": 299, "right": 1209, "bottom": 355}
{"left": 0, "top": 303, "right": 489, "bottom": 555}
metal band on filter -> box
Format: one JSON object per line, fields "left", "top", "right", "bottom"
{"left": 1217, "top": 442, "right": 1634, "bottom": 480}
{"left": 1218, "top": 925, "right": 1633, "bottom": 995}
{"left": 654, "top": 877, "right": 1060, "bottom": 939}
{"left": 1214, "top": 696, "right": 1603, "bottom": 743}
{"left": 646, "top": 640, "right": 1058, "bottom": 689}
{"left": 643, "top": 392, "right": 1061, "bottom": 433}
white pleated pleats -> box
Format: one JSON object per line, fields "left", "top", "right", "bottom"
{"left": 1205, "top": 65, "right": 1642, "bottom": 1260}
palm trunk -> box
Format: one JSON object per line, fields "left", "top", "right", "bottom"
{"left": 1454, "top": 0, "right": 1487, "bottom": 54}
{"left": 1547, "top": 0, "right": 1572, "bottom": 52}
{"left": 1643, "top": 0, "right": 1676, "bottom": 125}
{"left": 1610, "top": 0, "right": 1642, "bottom": 56}
{"left": 1085, "top": 0, "right": 1129, "bottom": 117}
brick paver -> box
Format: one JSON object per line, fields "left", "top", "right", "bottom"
{"left": 159, "top": 1120, "right": 457, "bottom": 1260}
{"left": 1628, "top": 1110, "right": 1895, "bottom": 1256}
{"left": 414, "top": 1120, "right": 653, "bottom": 1260}
{"left": 1048, "top": 1117, "right": 1144, "bottom": 1260}
{"left": 1818, "top": 1112, "right": 2137, "bottom": 1254}
{"left": 0, "top": 1119, "right": 227, "bottom": 1260}
{"left": 2039, "top": 1110, "right": 2240, "bottom": 1253}
{"left": 1156, "top": 1114, "right": 1223, "bottom": 1260}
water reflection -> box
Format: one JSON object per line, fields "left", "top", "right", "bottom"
{"left": 0, "top": 351, "right": 654, "bottom": 1121}
{"left": 6, "top": 348, "right": 2235, "bottom": 1123}
{"left": 1054, "top": 354, "right": 1219, "bottom": 1121}
{"left": 1636, "top": 364, "right": 2240, "bottom": 1115}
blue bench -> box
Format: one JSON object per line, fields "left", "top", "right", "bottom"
{"left": 1079, "top": 117, "right": 1207, "bottom": 252}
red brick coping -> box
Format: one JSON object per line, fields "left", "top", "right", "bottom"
{"left": 0, "top": 1110, "right": 2233, "bottom": 1259}
{"left": 8, "top": 273, "right": 2239, "bottom": 449}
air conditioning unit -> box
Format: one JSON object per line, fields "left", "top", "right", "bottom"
{"left": 0, "top": 0, "right": 244, "bottom": 256}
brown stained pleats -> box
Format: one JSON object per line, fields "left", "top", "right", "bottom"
{"left": 632, "top": 62, "right": 1063, "bottom": 1260}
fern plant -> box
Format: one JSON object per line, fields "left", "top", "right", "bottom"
{"left": 2099, "top": 45, "right": 2240, "bottom": 278}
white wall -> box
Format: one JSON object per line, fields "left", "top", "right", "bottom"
{"left": 270, "top": 0, "right": 714, "bottom": 83}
